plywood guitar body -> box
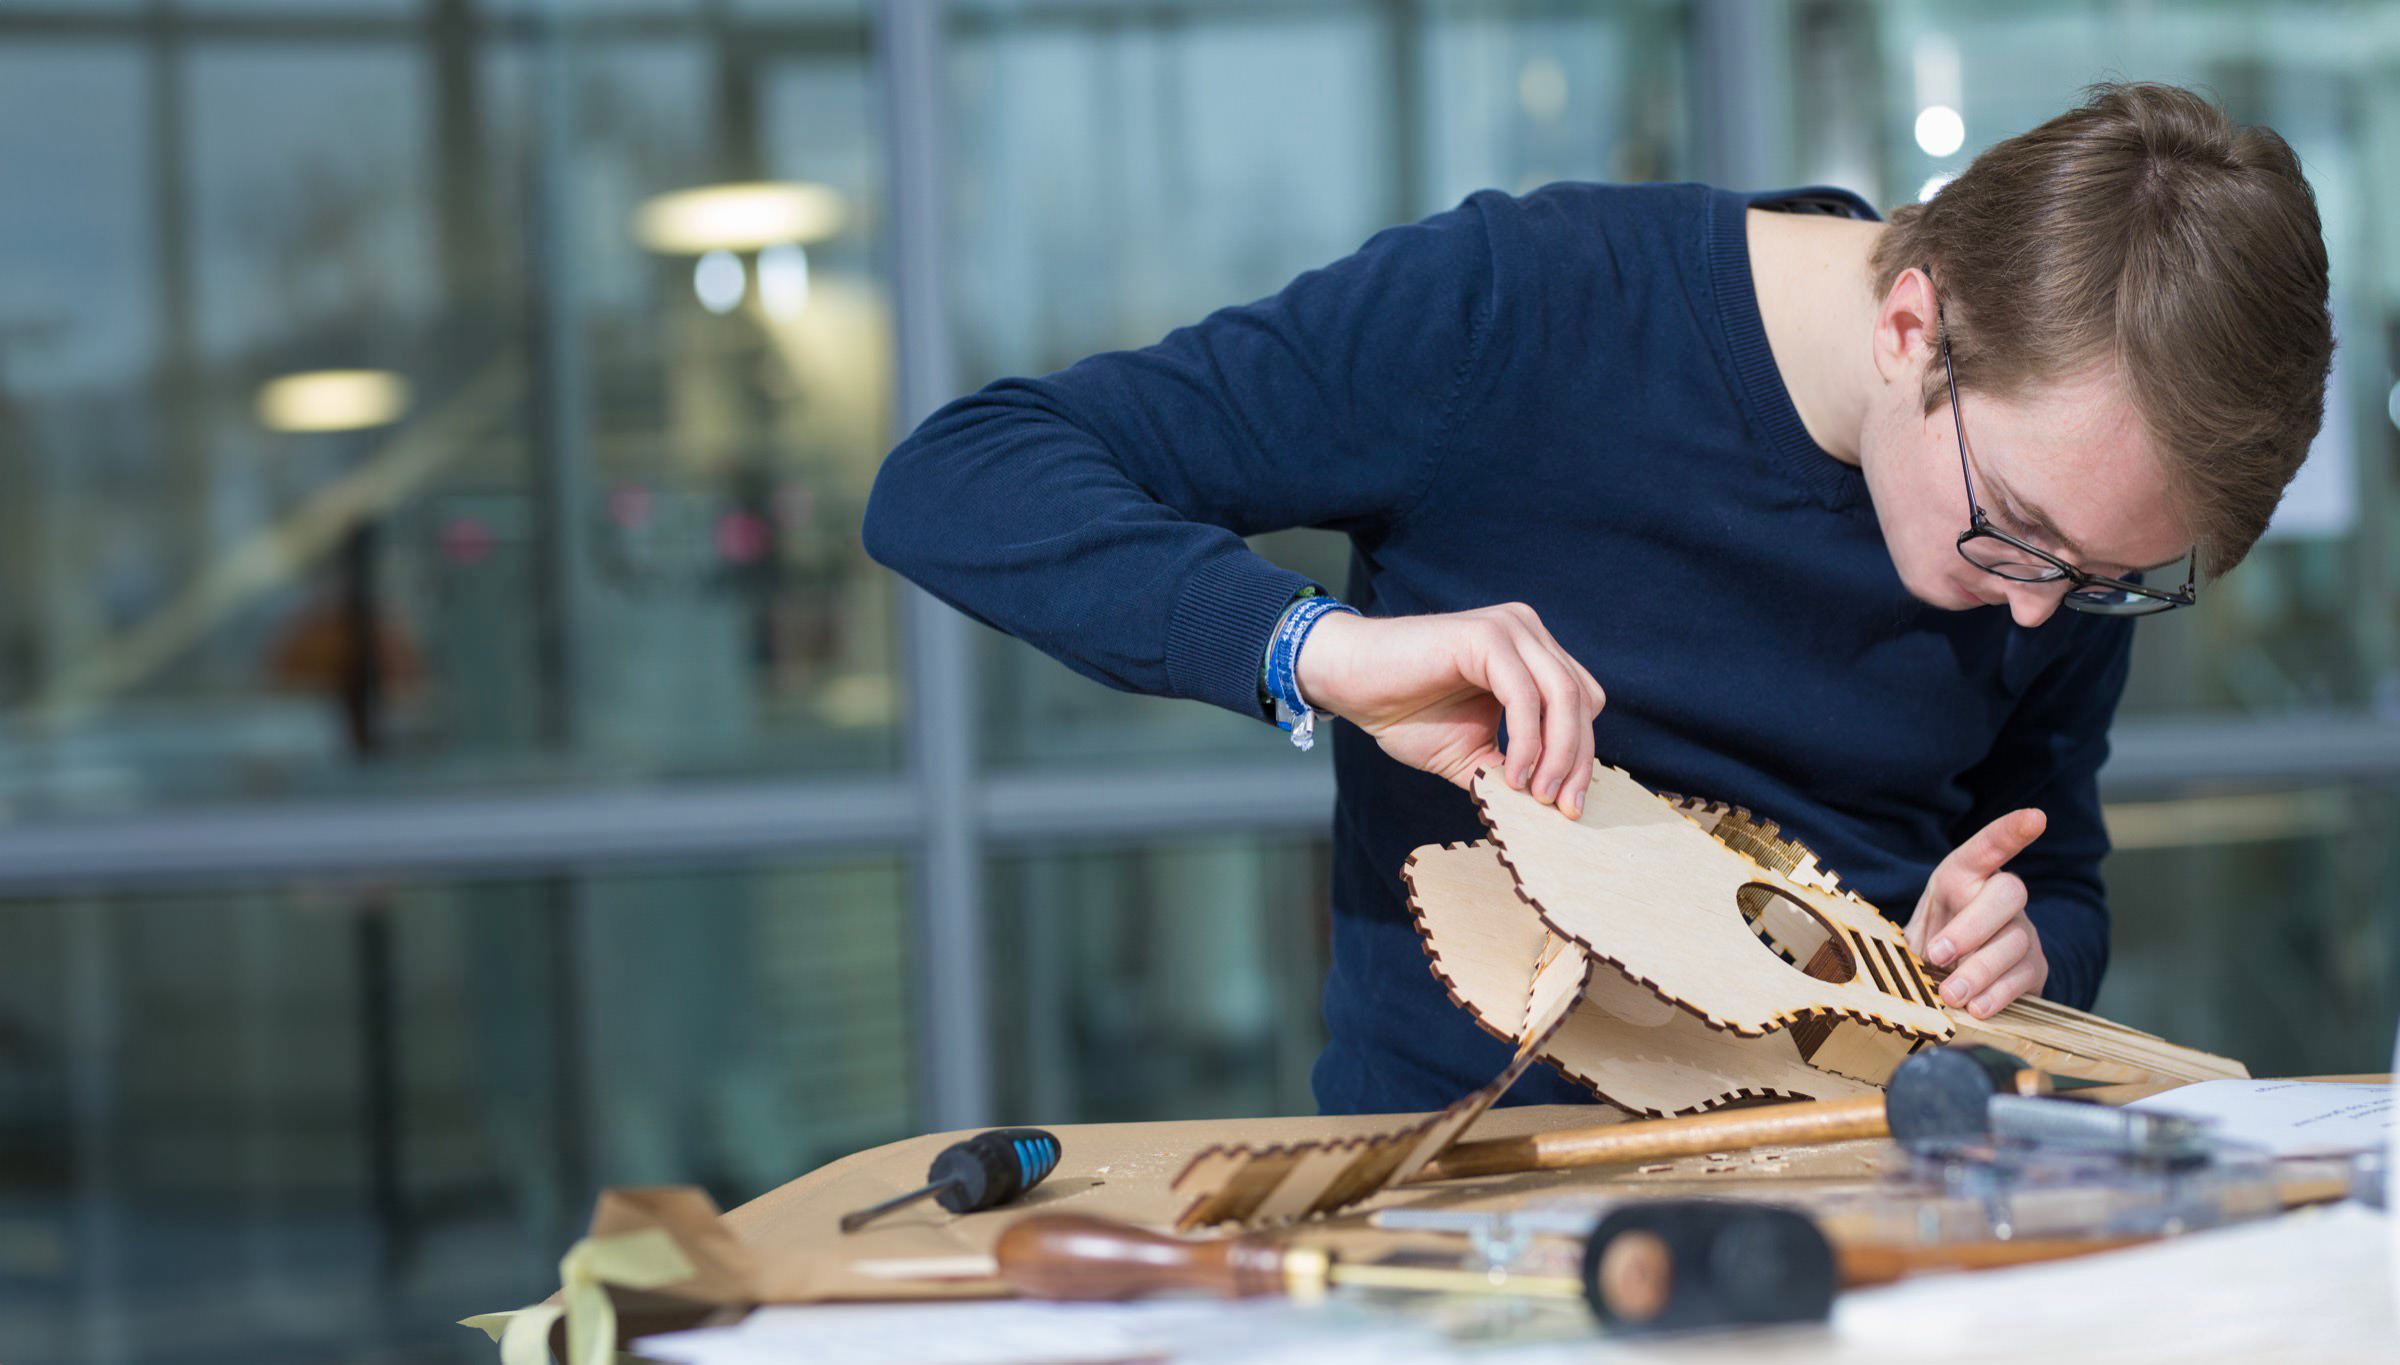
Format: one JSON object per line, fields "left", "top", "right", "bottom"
{"left": 1166, "top": 760, "right": 2246, "bottom": 1229}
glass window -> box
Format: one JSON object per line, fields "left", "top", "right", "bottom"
{"left": 1419, "top": 0, "right": 1688, "bottom": 208}
{"left": 2098, "top": 781, "right": 2399, "bottom": 1076}
{"left": 0, "top": 857, "right": 910, "bottom": 1362}
{"left": 1795, "top": 0, "right": 2400, "bottom": 722}
{"left": 184, "top": 0, "right": 416, "bottom": 13}
{"left": 1776, "top": 8, "right": 2400, "bottom": 1089}
{"left": 0, "top": 1, "right": 900, "bottom": 821}
{"left": 949, "top": 0, "right": 1692, "bottom": 765}
{"left": 987, "top": 835, "right": 1330, "bottom": 1122}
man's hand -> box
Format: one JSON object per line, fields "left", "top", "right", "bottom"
{"left": 1905, "top": 808, "right": 2050, "bottom": 1018}
{"left": 1294, "top": 604, "right": 1604, "bottom": 817}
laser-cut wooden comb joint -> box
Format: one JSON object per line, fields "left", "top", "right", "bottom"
{"left": 1166, "top": 761, "right": 2245, "bottom": 1229}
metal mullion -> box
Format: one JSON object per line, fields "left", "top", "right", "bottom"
{"left": 65, "top": 904, "right": 128, "bottom": 1365}
{"left": 0, "top": 9, "right": 868, "bottom": 46}
{"left": 0, "top": 760, "right": 1335, "bottom": 896}
{"left": 0, "top": 778, "right": 925, "bottom": 895}
{"left": 979, "top": 762, "right": 1336, "bottom": 847}
{"left": 2097, "top": 716, "right": 2400, "bottom": 796}
{"left": 6, "top": 713, "right": 2400, "bottom": 895}
{"left": 1689, "top": 0, "right": 1793, "bottom": 189}
{"left": 877, "top": 0, "right": 992, "bottom": 1133}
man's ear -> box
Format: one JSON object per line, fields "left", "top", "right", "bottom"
{"left": 1872, "top": 267, "right": 1939, "bottom": 388}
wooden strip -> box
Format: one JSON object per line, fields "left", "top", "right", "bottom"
{"left": 1169, "top": 946, "right": 1595, "bottom": 1228}
{"left": 1869, "top": 937, "right": 1927, "bottom": 1008}
{"left": 1852, "top": 930, "right": 1894, "bottom": 995}
{"left": 1245, "top": 1143, "right": 1370, "bottom": 1224}
{"left": 1415, "top": 1093, "right": 1890, "bottom": 1181}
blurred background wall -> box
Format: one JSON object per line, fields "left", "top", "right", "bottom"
{"left": 0, "top": 0, "right": 2393, "bottom": 1359}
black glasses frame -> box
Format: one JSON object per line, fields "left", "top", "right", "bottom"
{"left": 1938, "top": 328, "right": 2197, "bottom": 617}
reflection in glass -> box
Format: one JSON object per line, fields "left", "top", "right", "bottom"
{"left": 0, "top": 3, "right": 899, "bottom": 820}
{"left": 1793, "top": 0, "right": 2397, "bottom": 721}
{"left": 950, "top": 2, "right": 1691, "bottom": 764}
{"left": 0, "top": 859, "right": 910, "bottom": 1362}
{"left": 2100, "top": 783, "right": 2399, "bottom": 1077}
{"left": 988, "top": 836, "right": 1330, "bottom": 1123}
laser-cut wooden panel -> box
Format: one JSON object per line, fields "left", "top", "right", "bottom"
{"left": 1164, "top": 938, "right": 1593, "bottom": 1229}
{"left": 1475, "top": 764, "right": 1955, "bottom": 1043}
{"left": 1405, "top": 839, "right": 1878, "bottom": 1117}
{"left": 1170, "top": 760, "right": 2245, "bottom": 1231}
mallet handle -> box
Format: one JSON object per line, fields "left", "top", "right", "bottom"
{"left": 1416, "top": 1094, "right": 1891, "bottom": 1181}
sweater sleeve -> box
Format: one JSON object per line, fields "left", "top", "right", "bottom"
{"left": 862, "top": 193, "right": 1506, "bottom": 720}
{"left": 1944, "top": 617, "right": 2137, "bottom": 1011}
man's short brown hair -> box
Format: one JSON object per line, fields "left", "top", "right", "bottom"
{"left": 1868, "top": 82, "right": 2333, "bottom": 576}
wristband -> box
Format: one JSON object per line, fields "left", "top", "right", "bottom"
{"left": 1262, "top": 594, "right": 1359, "bottom": 752}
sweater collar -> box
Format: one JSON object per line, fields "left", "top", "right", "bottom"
{"left": 1703, "top": 185, "right": 1880, "bottom": 514}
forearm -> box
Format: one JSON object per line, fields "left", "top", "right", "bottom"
{"left": 868, "top": 192, "right": 1505, "bottom": 721}
{"left": 865, "top": 391, "right": 1312, "bottom": 714}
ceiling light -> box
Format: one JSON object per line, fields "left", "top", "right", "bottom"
{"left": 633, "top": 181, "right": 847, "bottom": 255}
{"left": 756, "top": 244, "right": 811, "bottom": 319}
{"left": 1914, "top": 105, "right": 1966, "bottom": 158}
{"left": 256, "top": 370, "right": 411, "bottom": 433}
{"left": 694, "top": 250, "right": 746, "bottom": 314}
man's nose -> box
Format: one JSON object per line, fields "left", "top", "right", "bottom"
{"left": 2006, "top": 580, "right": 2066, "bottom": 629}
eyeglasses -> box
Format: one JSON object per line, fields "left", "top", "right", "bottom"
{"left": 1939, "top": 330, "right": 2197, "bottom": 617}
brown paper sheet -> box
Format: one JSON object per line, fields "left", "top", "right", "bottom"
{"left": 465, "top": 1075, "right": 2387, "bottom": 1358}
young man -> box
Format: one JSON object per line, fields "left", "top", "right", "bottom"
{"left": 864, "top": 84, "right": 2333, "bottom": 1115}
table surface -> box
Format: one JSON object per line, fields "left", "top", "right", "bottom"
{"left": 679, "top": 1082, "right": 2398, "bottom": 1361}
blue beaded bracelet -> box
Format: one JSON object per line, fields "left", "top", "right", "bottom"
{"left": 1263, "top": 595, "right": 1359, "bottom": 751}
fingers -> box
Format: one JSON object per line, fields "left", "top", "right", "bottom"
{"left": 1474, "top": 643, "right": 1547, "bottom": 792}
{"left": 1516, "top": 635, "right": 1591, "bottom": 809}
{"left": 1554, "top": 654, "right": 1603, "bottom": 818}
{"left": 1971, "top": 956, "right": 2048, "bottom": 1017}
{"left": 1926, "top": 870, "right": 2026, "bottom": 969}
{"left": 1562, "top": 709, "right": 1597, "bottom": 819}
{"left": 1943, "top": 808, "right": 2048, "bottom": 892}
{"left": 1563, "top": 651, "right": 1606, "bottom": 712}
{"left": 1946, "top": 932, "right": 2048, "bottom": 1018}
{"left": 1468, "top": 605, "right": 1602, "bottom": 812}
{"left": 1937, "top": 918, "right": 2027, "bottom": 1007}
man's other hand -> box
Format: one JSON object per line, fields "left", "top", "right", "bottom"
{"left": 1905, "top": 808, "right": 2051, "bottom": 1018}
{"left": 1294, "top": 604, "right": 1605, "bottom": 818}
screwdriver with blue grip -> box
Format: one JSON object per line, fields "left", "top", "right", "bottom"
{"left": 839, "top": 1127, "right": 1062, "bottom": 1233}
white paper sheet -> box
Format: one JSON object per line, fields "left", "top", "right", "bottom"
{"left": 628, "top": 1209, "right": 2397, "bottom": 1364}
{"left": 1832, "top": 1204, "right": 2396, "bottom": 1360}
{"left": 2126, "top": 1078, "right": 2396, "bottom": 1156}
{"left": 632, "top": 1299, "right": 1434, "bottom": 1365}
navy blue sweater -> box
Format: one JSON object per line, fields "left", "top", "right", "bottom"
{"left": 865, "top": 183, "right": 2132, "bottom": 1115}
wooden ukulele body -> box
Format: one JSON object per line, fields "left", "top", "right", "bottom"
{"left": 1167, "top": 761, "right": 2245, "bottom": 1228}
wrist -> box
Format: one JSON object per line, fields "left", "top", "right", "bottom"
{"left": 1259, "top": 594, "right": 1358, "bottom": 751}
{"left": 1294, "top": 610, "right": 1361, "bottom": 716}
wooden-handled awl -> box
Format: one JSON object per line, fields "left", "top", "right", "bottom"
{"left": 992, "top": 1204, "right": 2158, "bottom": 1334}
{"left": 994, "top": 1211, "right": 1585, "bottom": 1303}
{"left": 994, "top": 1202, "right": 1844, "bottom": 1334}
